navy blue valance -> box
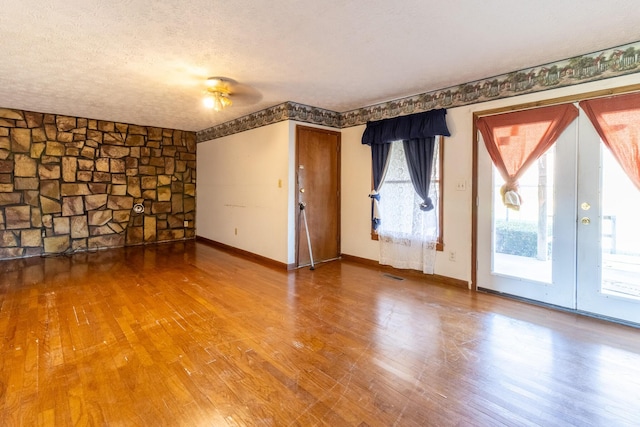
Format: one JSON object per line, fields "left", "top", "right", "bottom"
{"left": 361, "top": 109, "right": 451, "bottom": 145}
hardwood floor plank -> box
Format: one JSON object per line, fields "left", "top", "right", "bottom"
{"left": 1, "top": 241, "right": 640, "bottom": 426}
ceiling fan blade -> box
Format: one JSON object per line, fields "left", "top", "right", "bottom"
{"left": 229, "top": 83, "right": 262, "bottom": 106}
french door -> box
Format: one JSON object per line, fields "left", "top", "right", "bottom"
{"left": 477, "top": 107, "right": 640, "bottom": 325}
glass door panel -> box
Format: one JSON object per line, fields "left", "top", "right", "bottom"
{"left": 600, "top": 146, "right": 640, "bottom": 300}
{"left": 492, "top": 148, "right": 555, "bottom": 284}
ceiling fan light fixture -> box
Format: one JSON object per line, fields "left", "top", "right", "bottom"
{"left": 203, "top": 77, "right": 233, "bottom": 111}
{"left": 203, "top": 91, "right": 232, "bottom": 111}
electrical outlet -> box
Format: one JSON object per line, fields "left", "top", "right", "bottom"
{"left": 448, "top": 251, "right": 456, "bottom": 262}
{"left": 183, "top": 220, "right": 188, "bottom": 227}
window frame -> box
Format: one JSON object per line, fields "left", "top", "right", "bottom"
{"left": 371, "top": 136, "right": 444, "bottom": 251}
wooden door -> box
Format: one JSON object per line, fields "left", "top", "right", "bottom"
{"left": 296, "top": 126, "right": 340, "bottom": 267}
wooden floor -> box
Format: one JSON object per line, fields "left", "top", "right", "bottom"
{"left": 1, "top": 241, "right": 640, "bottom": 426}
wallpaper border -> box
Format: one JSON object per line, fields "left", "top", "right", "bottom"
{"left": 197, "top": 102, "right": 341, "bottom": 142}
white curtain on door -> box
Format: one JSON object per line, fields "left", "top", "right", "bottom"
{"left": 378, "top": 142, "right": 439, "bottom": 274}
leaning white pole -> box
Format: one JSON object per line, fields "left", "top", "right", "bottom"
{"left": 300, "top": 202, "right": 315, "bottom": 270}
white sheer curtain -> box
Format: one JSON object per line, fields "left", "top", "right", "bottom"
{"left": 378, "top": 141, "right": 439, "bottom": 274}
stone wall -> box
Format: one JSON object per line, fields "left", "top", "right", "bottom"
{"left": 0, "top": 108, "right": 196, "bottom": 260}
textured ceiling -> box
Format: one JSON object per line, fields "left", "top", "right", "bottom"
{"left": 1, "top": 1, "right": 639, "bottom": 132}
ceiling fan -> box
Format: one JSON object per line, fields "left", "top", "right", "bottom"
{"left": 202, "top": 77, "right": 261, "bottom": 112}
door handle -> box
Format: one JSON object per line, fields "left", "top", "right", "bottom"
{"left": 581, "top": 217, "right": 591, "bottom": 225}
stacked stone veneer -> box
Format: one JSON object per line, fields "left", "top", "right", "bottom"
{"left": 0, "top": 108, "right": 196, "bottom": 260}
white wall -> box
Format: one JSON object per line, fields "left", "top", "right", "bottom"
{"left": 340, "top": 73, "right": 640, "bottom": 286}
{"left": 340, "top": 125, "right": 378, "bottom": 260}
{"left": 197, "top": 120, "right": 339, "bottom": 265}
{"left": 197, "top": 121, "right": 292, "bottom": 264}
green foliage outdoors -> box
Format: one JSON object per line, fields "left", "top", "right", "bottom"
{"left": 495, "top": 219, "right": 550, "bottom": 257}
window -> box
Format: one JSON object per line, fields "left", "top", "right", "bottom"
{"left": 372, "top": 136, "right": 444, "bottom": 251}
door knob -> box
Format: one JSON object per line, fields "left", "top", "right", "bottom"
{"left": 581, "top": 217, "right": 591, "bottom": 225}
{"left": 300, "top": 188, "right": 305, "bottom": 193}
